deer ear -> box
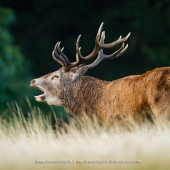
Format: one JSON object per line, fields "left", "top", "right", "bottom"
{"left": 71, "top": 65, "right": 86, "bottom": 80}
{"left": 75, "top": 65, "right": 86, "bottom": 75}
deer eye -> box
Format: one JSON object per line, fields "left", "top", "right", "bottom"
{"left": 52, "top": 75, "right": 59, "bottom": 80}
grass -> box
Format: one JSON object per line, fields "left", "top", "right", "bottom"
{"left": 0, "top": 101, "right": 170, "bottom": 170}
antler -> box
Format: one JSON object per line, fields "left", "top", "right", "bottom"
{"left": 52, "top": 22, "right": 131, "bottom": 73}
{"left": 81, "top": 30, "right": 130, "bottom": 75}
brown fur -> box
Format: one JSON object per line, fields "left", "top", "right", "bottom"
{"left": 31, "top": 66, "right": 170, "bottom": 124}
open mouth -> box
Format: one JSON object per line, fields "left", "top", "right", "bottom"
{"left": 33, "top": 86, "right": 46, "bottom": 101}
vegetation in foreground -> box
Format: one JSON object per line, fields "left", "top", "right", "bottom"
{"left": 0, "top": 102, "right": 170, "bottom": 170}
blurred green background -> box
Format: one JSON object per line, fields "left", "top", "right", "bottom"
{"left": 1, "top": 0, "right": 170, "bottom": 119}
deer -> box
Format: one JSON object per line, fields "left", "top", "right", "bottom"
{"left": 30, "top": 22, "right": 170, "bottom": 125}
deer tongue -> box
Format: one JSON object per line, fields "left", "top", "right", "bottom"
{"left": 34, "top": 94, "right": 44, "bottom": 99}
{"left": 34, "top": 94, "right": 45, "bottom": 101}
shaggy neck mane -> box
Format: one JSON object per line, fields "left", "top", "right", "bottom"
{"left": 63, "top": 76, "right": 109, "bottom": 118}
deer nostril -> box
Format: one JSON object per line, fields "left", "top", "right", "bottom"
{"left": 31, "top": 80, "right": 36, "bottom": 84}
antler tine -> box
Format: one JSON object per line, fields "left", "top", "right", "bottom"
{"left": 75, "top": 23, "right": 104, "bottom": 61}
{"left": 117, "top": 35, "right": 122, "bottom": 41}
{"left": 116, "top": 44, "right": 128, "bottom": 57}
{"left": 100, "top": 32, "right": 131, "bottom": 49}
{"left": 57, "top": 42, "right": 72, "bottom": 67}
{"left": 52, "top": 51, "right": 64, "bottom": 67}
{"left": 76, "top": 35, "right": 83, "bottom": 62}
{"left": 82, "top": 22, "right": 104, "bottom": 60}
{"left": 106, "top": 43, "right": 126, "bottom": 59}
{"left": 95, "top": 22, "right": 104, "bottom": 46}
{"left": 52, "top": 42, "right": 66, "bottom": 67}
{"left": 99, "top": 31, "right": 105, "bottom": 53}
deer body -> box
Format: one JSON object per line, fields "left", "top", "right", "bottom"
{"left": 31, "top": 23, "right": 170, "bottom": 124}
{"left": 100, "top": 67, "right": 170, "bottom": 123}
{"left": 63, "top": 67, "right": 170, "bottom": 123}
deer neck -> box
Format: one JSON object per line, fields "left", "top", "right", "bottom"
{"left": 62, "top": 76, "right": 109, "bottom": 118}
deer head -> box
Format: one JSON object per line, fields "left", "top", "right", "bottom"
{"left": 30, "top": 22, "right": 130, "bottom": 108}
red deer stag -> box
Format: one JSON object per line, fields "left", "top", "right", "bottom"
{"left": 31, "top": 22, "right": 170, "bottom": 124}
